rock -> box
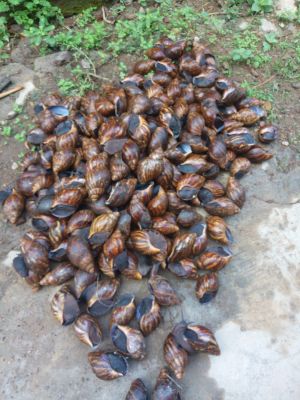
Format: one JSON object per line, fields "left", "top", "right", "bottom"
{"left": 238, "top": 21, "right": 249, "bottom": 31}
{"left": 8, "top": 24, "right": 23, "bottom": 34}
{"left": 281, "top": 140, "right": 289, "bottom": 146}
{"left": 11, "top": 162, "right": 18, "bottom": 170}
{"left": 34, "top": 52, "right": 72, "bottom": 74}
{"left": 53, "top": 51, "right": 72, "bottom": 66}
{"left": 260, "top": 18, "right": 277, "bottom": 33}
{"left": 80, "top": 59, "right": 90, "bottom": 69}
{"left": 291, "top": 82, "right": 300, "bottom": 89}
{"left": 6, "top": 111, "right": 17, "bottom": 120}
{"left": 10, "top": 38, "right": 35, "bottom": 64}
{"left": 277, "top": 0, "right": 297, "bottom": 13}
{"left": 0, "top": 63, "right": 36, "bottom": 120}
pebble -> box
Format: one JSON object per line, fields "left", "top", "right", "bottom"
{"left": 6, "top": 111, "right": 17, "bottom": 120}
{"left": 281, "top": 141, "right": 289, "bottom": 146}
{"left": 238, "top": 21, "right": 249, "bottom": 31}
{"left": 260, "top": 18, "right": 278, "bottom": 33}
{"left": 53, "top": 51, "right": 72, "bottom": 67}
{"left": 11, "top": 162, "right": 18, "bottom": 170}
{"left": 80, "top": 59, "right": 90, "bottom": 69}
{"left": 291, "top": 82, "right": 300, "bottom": 89}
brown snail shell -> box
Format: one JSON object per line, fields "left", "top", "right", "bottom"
{"left": 190, "top": 222, "right": 208, "bottom": 255}
{"left": 98, "top": 252, "right": 115, "bottom": 278}
{"left": 130, "top": 229, "right": 168, "bottom": 259}
{"left": 74, "top": 269, "right": 97, "bottom": 299}
{"left": 257, "top": 124, "right": 278, "bottom": 143}
{"left": 51, "top": 285, "right": 80, "bottom": 325}
{"left": 106, "top": 178, "right": 137, "bottom": 208}
{"left": 48, "top": 219, "right": 68, "bottom": 247}
{"left": 224, "top": 132, "right": 256, "bottom": 154}
{"left": 52, "top": 150, "right": 75, "bottom": 175}
{"left": 67, "top": 209, "right": 95, "bottom": 235}
{"left": 125, "top": 378, "right": 148, "bottom": 400}
{"left": 172, "top": 321, "right": 220, "bottom": 355}
{"left": 245, "top": 146, "right": 273, "bottom": 162}
{"left": 50, "top": 188, "right": 84, "bottom": 218}
{"left": 196, "top": 246, "right": 233, "bottom": 271}
{"left": 67, "top": 236, "right": 96, "bottom": 274}
{"left": 128, "top": 114, "right": 151, "bottom": 150}
{"left": 176, "top": 208, "right": 200, "bottom": 228}
{"left": 148, "top": 186, "right": 168, "bottom": 217}
{"left": 226, "top": 176, "right": 246, "bottom": 208}
{"left": 3, "top": 189, "right": 25, "bottom": 224}
{"left": 74, "top": 313, "right": 102, "bottom": 348}
{"left": 153, "top": 367, "right": 182, "bottom": 400}
{"left": 152, "top": 213, "right": 179, "bottom": 236}
{"left": 81, "top": 137, "right": 100, "bottom": 160}
{"left": 156, "top": 158, "right": 174, "bottom": 190}
{"left": 168, "top": 233, "right": 197, "bottom": 262}
{"left": 83, "top": 278, "right": 120, "bottom": 316}
{"left": 20, "top": 233, "right": 49, "bottom": 275}
{"left": 122, "top": 139, "right": 140, "bottom": 171}
{"left": 129, "top": 198, "right": 152, "bottom": 229}
{"left": 178, "top": 154, "right": 210, "bottom": 174}
{"left": 164, "top": 333, "right": 188, "bottom": 379}
{"left": 137, "top": 157, "right": 163, "bottom": 184}
{"left": 40, "top": 262, "right": 75, "bottom": 286}
{"left": 148, "top": 274, "right": 181, "bottom": 306}
{"left": 204, "top": 197, "right": 240, "bottom": 217}
{"left": 55, "top": 120, "right": 79, "bottom": 151}
{"left": 148, "top": 127, "right": 169, "bottom": 152}
{"left": 88, "top": 212, "right": 119, "bottom": 246}
{"left": 86, "top": 153, "right": 111, "bottom": 201}
{"left": 111, "top": 325, "right": 146, "bottom": 360}
{"left": 230, "top": 107, "right": 264, "bottom": 126}
{"left": 176, "top": 173, "right": 205, "bottom": 201}
{"left": 110, "top": 153, "right": 130, "bottom": 181}
{"left": 195, "top": 272, "right": 219, "bottom": 303}
{"left": 136, "top": 295, "right": 161, "bottom": 336}
{"left": 88, "top": 351, "right": 128, "bottom": 380}
{"left": 99, "top": 118, "right": 126, "bottom": 145}
{"left": 133, "top": 59, "right": 155, "bottom": 75}
{"left": 206, "top": 216, "right": 233, "bottom": 244}
{"left": 103, "top": 229, "right": 125, "bottom": 259}
{"left": 110, "top": 293, "right": 136, "bottom": 327}
{"left": 168, "top": 259, "right": 198, "bottom": 280}
{"left": 230, "top": 157, "right": 251, "bottom": 179}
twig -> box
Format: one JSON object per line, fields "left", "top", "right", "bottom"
{"left": 0, "top": 85, "right": 24, "bottom": 100}
{"left": 87, "top": 72, "right": 111, "bottom": 82}
{"left": 253, "top": 74, "right": 276, "bottom": 89}
{"left": 102, "top": 7, "right": 115, "bottom": 25}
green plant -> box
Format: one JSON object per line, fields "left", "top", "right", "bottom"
{"left": 118, "top": 62, "right": 128, "bottom": 80}
{"left": 248, "top": 0, "right": 273, "bottom": 13}
{"left": 0, "top": 0, "right": 62, "bottom": 48}
{"left": 1, "top": 126, "right": 12, "bottom": 137}
{"left": 58, "top": 66, "right": 94, "bottom": 96}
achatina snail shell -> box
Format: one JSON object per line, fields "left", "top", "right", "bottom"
{"left": 74, "top": 269, "right": 97, "bottom": 299}
{"left": 88, "top": 212, "right": 120, "bottom": 246}
{"left": 257, "top": 124, "right": 278, "bottom": 143}
{"left": 88, "top": 351, "right": 128, "bottom": 380}
{"left": 125, "top": 378, "right": 149, "bottom": 400}
{"left": 168, "top": 232, "right": 197, "bottom": 262}
{"left": 168, "top": 259, "right": 198, "bottom": 280}
{"left": 51, "top": 285, "right": 80, "bottom": 325}
{"left": 195, "top": 272, "right": 219, "bottom": 303}
{"left": 204, "top": 197, "right": 240, "bottom": 217}
{"left": 40, "top": 262, "right": 76, "bottom": 286}
{"left": 148, "top": 274, "right": 181, "bottom": 306}
{"left": 196, "top": 246, "right": 233, "bottom": 271}
{"left": 111, "top": 324, "right": 146, "bottom": 360}
{"left": 230, "top": 157, "right": 251, "bottom": 179}
{"left": 206, "top": 216, "right": 233, "bottom": 245}
{"left": 82, "top": 278, "right": 119, "bottom": 316}
{"left": 152, "top": 213, "right": 179, "bottom": 235}
{"left": 110, "top": 293, "right": 136, "bottom": 327}
{"left": 172, "top": 321, "right": 220, "bottom": 355}
{"left": 3, "top": 189, "right": 25, "bottom": 224}
{"left": 152, "top": 367, "right": 182, "bottom": 400}
{"left": 136, "top": 295, "right": 161, "bottom": 336}
{"left": 67, "top": 236, "right": 96, "bottom": 274}
{"left": 226, "top": 176, "right": 246, "bottom": 208}
{"left": 74, "top": 313, "right": 102, "bottom": 348}
{"left": 163, "top": 333, "right": 188, "bottom": 379}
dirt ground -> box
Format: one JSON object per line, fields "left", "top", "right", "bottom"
{"left": 1, "top": 3, "right": 300, "bottom": 398}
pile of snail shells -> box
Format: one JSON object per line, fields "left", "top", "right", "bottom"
{"left": 0, "top": 36, "right": 277, "bottom": 396}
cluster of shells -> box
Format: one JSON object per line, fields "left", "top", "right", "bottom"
{"left": 0, "top": 37, "right": 277, "bottom": 398}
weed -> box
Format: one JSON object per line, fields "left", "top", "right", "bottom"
{"left": 1, "top": 126, "right": 12, "bottom": 138}
{"left": 118, "top": 62, "right": 128, "bottom": 80}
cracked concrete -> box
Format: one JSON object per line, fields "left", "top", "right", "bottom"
{"left": 0, "top": 143, "right": 300, "bottom": 399}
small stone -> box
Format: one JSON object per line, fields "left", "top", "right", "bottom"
{"left": 282, "top": 140, "right": 289, "bottom": 146}
{"left": 6, "top": 111, "right": 18, "bottom": 120}
{"left": 261, "top": 18, "right": 277, "bottom": 33}
{"left": 291, "top": 82, "right": 300, "bottom": 89}
{"left": 53, "top": 51, "right": 72, "bottom": 66}
{"left": 238, "top": 21, "right": 249, "bottom": 31}
{"left": 80, "top": 59, "right": 90, "bottom": 69}
{"left": 11, "top": 162, "right": 18, "bottom": 170}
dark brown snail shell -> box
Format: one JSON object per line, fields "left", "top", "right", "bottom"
{"left": 136, "top": 295, "right": 161, "bottom": 336}
{"left": 226, "top": 176, "right": 246, "bottom": 208}
{"left": 2, "top": 189, "right": 25, "bottom": 224}
{"left": 110, "top": 153, "right": 130, "bottom": 182}
{"left": 40, "top": 262, "right": 75, "bottom": 286}
{"left": 148, "top": 274, "right": 181, "bottom": 306}
{"left": 125, "top": 378, "right": 149, "bottom": 400}
{"left": 67, "top": 236, "right": 96, "bottom": 274}
{"left": 74, "top": 313, "right": 102, "bottom": 348}
{"left": 164, "top": 333, "right": 188, "bottom": 379}
{"left": 106, "top": 178, "right": 137, "bottom": 208}
{"left": 196, "top": 246, "right": 233, "bottom": 271}
{"left": 74, "top": 269, "right": 97, "bottom": 299}
{"left": 137, "top": 157, "right": 163, "bottom": 184}
{"left": 206, "top": 216, "right": 233, "bottom": 244}
{"left": 257, "top": 124, "right": 278, "bottom": 143}
{"left": 195, "top": 272, "right": 219, "bottom": 303}
{"left": 111, "top": 324, "right": 146, "bottom": 360}
{"left": 245, "top": 145, "right": 273, "bottom": 162}
{"left": 152, "top": 213, "right": 179, "bottom": 236}
{"left": 204, "top": 197, "right": 240, "bottom": 217}
{"left": 168, "top": 259, "right": 198, "bottom": 280}
{"left": 88, "top": 351, "right": 128, "bottom": 380}
{"left": 110, "top": 293, "right": 136, "bottom": 327}
{"left": 67, "top": 209, "right": 95, "bottom": 235}
{"left": 176, "top": 173, "right": 205, "bottom": 201}
{"left": 88, "top": 212, "right": 119, "bottom": 246}
{"left": 130, "top": 230, "right": 168, "bottom": 263}
{"left": 122, "top": 138, "right": 140, "bottom": 171}
{"left": 148, "top": 186, "right": 168, "bottom": 217}
{"left": 83, "top": 279, "right": 120, "bottom": 316}
{"left": 230, "top": 157, "right": 251, "bottom": 179}
{"left": 153, "top": 367, "right": 182, "bottom": 400}
{"left": 168, "top": 233, "right": 196, "bottom": 262}
{"left": 51, "top": 285, "right": 80, "bottom": 325}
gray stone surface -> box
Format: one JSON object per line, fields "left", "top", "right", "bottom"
{"left": 10, "top": 39, "right": 35, "bottom": 65}
{"left": 0, "top": 144, "right": 300, "bottom": 399}
{"left": 277, "top": 0, "right": 297, "bottom": 13}
{"left": 34, "top": 51, "right": 72, "bottom": 74}
{"left": 260, "top": 18, "right": 278, "bottom": 32}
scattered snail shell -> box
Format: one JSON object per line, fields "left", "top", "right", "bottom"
{"left": 178, "top": 154, "right": 209, "bottom": 174}
{"left": 131, "top": 229, "right": 168, "bottom": 261}
{"left": 172, "top": 321, "right": 220, "bottom": 355}
{"left": 195, "top": 272, "right": 219, "bottom": 303}
{"left": 148, "top": 274, "right": 181, "bottom": 306}
{"left": 86, "top": 153, "right": 111, "bottom": 201}
{"left": 110, "top": 293, "right": 136, "bottom": 327}
{"left": 224, "top": 132, "right": 256, "bottom": 154}
{"left": 137, "top": 157, "right": 163, "bottom": 184}
{"left": 48, "top": 240, "right": 68, "bottom": 262}
{"left": 74, "top": 269, "right": 97, "bottom": 299}
{"left": 153, "top": 367, "right": 182, "bottom": 400}
{"left": 40, "top": 262, "right": 75, "bottom": 286}
{"left": 88, "top": 351, "right": 128, "bottom": 380}
{"left": 168, "top": 232, "right": 197, "bottom": 262}
{"left": 245, "top": 145, "right": 273, "bottom": 162}
{"left": 176, "top": 173, "right": 205, "bottom": 201}
{"left": 136, "top": 295, "right": 161, "bottom": 336}
{"left": 20, "top": 233, "right": 49, "bottom": 275}
{"left": 152, "top": 212, "right": 179, "bottom": 235}
{"left": 83, "top": 278, "right": 119, "bottom": 316}
{"left": 191, "top": 222, "right": 208, "bottom": 255}
{"left": 122, "top": 138, "right": 140, "bottom": 171}
{"left": 51, "top": 285, "right": 80, "bottom": 325}
{"left": 148, "top": 186, "right": 168, "bottom": 217}
{"left": 88, "top": 212, "right": 119, "bottom": 246}
{"left": 230, "top": 107, "right": 265, "bottom": 126}
{"left": 67, "top": 209, "right": 95, "bottom": 235}
{"left": 168, "top": 259, "right": 198, "bottom": 280}
{"left": 257, "top": 124, "right": 278, "bottom": 143}
{"left": 125, "top": 378, "right": 148, "bottom": 400}
{"left": 198, "top": 179, "right": 225, "bottom": 204}
{"left": 49, "top": 219, "right": 68, "bottom": 247}
{"left": 204, "top": 197, "right": 240, "bottom": 217}
{"left": 3, "top": 189, "right": 25, "bottom": 224}
{"left": 129, "top": 198, "right": 152, "bottom": 229}
{"left": 106, "top": 178, "right": 137, "bottom": 208}
{"left": 206, "top": 216, "right": 233, "bottom": 244}
{"left": 226, "top": 176, "right": 246, "bottom": 208}
{"left": 50, "top": 188, "right": 84, "bottom": 218}
{"left": 164, "top": 333, "right": 188, "bottom": 379}
{"left": 74, "top": 313, "right": 102, "bottom": 348}
{"left": 128, "top": 114, "right": 151, "bottom": 150}
{"left": 52, "top": 150, "right": 75, "bottom": 175}
{"left": 196, "top": 246, "right": 233, "bottom": 271}
{"left": 67, "top": 236, "right": 96, "bottom": 274}
{"left": 12, "top": 254, "right": 29, "bottom": 278}
{"left": 111, "top": 324, "right": 146, "bottom": 360}
{"left": 110, "top": 153, "right": 130, "bottom": 181}
{"left": 230, "top": 157, "right": 251, "bottom": 179}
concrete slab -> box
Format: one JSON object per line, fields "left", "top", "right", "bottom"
{"left": 0, "top": 144, "right": 300, "bottom": 399}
